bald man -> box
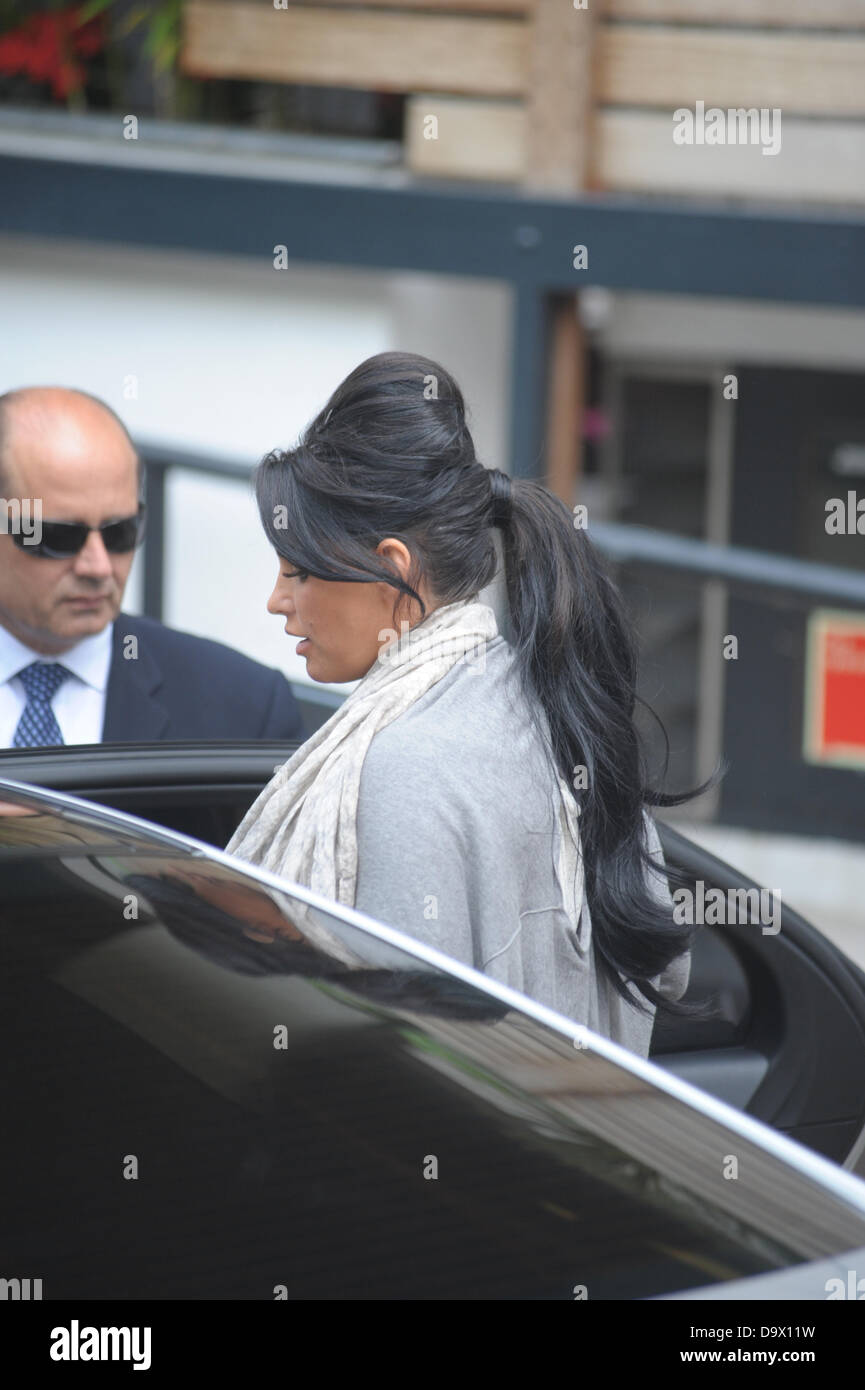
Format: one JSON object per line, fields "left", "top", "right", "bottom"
{"left": 0, "top": 388, "right": 305, "bottom": 747}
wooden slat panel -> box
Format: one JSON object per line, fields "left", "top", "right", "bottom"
{"left": 182, "top": 2, "right": 527, "bottom": 97}
{"left": 405, "top": 95, "right": 524, "bottom": 179}
{"left": 406, "top": 99, "right": 865, "bottom": 206}
{"left": 525, "top": 0, "right": 597, "bottom": 191}
{"left": 606, "top": 0, "right": 865, "bottom": 26}
{"left": 598, "top": 27, "right": 865, "bottom": 116}
{"left": 594, "top": 110, "right": 865, "bottom": 203}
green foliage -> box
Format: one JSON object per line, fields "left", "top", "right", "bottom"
{"left": 76, "top": 0, "right": 115, "bottom": 23}
{"left": 142, "top": 0, "right": 181, "bottom": 77}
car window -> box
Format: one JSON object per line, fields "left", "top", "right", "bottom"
{"left": 2, "top": 784, "right": 865, "bottom": 1300}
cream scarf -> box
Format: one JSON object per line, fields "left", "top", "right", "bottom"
{"left": 226, "top": 596, "right": 585, "bottom": 959}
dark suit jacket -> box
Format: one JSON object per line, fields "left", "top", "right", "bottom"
{"left": 101, "top": 613, "right": 305, "bottom": 743}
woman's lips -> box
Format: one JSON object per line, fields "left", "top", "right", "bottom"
{"left": 296, "top": 639, "right": 311, "bottom": 655}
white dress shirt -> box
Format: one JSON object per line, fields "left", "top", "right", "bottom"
{"left": 0, "top": 622, "right": 114, "bottom": 747}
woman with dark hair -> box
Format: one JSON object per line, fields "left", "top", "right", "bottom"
{"left": 227, "top": 351, "right": 699, "bottom": 1056}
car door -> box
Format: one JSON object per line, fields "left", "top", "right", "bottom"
{"left": 3, "top": 776, "right": 865, "bottom": 1301}
{"left": 2, "top": 744, "right": 865, "bottom": 1172}
{"left": 650, "top": 822, "right": 865, "bottom": 1173}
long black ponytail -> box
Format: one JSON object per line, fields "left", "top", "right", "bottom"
{"left": 500, "top": 476, "right": 707, "bottom": 1010}
{"left": 255, "top": 350, "right": 705, "bottom": 1012}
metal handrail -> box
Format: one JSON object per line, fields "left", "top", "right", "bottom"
{"left": 138, "top": 442, "right": 865, "bottom": 617}
{"left": 141, "top": 441, "right": 251, "bottom": 481}
{"left": 589, "top": 521, "right": 865, "bottom": 608}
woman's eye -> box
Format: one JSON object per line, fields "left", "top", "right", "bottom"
{"left": 282, "top": 569, "right": 309, "bottom": 582}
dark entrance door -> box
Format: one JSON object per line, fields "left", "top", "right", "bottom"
{"left": 722, "top": 366, "right": 865, "bottom": 842}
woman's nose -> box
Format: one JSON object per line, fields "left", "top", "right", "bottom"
{"left": 267, "top": 584, "right": 289, "bottom": 615}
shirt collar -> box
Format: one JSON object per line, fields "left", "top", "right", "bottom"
{"left": 0, "top": 621, "right": 114, "bottom": 693}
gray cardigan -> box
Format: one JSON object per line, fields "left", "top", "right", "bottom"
{"left": 354, "top": 633, "right": 690, "bottom": 1057}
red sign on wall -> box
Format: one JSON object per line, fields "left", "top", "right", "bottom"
{"left": 804, "top": 610, "right": 865, "bottom": 770}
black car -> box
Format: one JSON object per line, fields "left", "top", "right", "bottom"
{"left": 2, "top": 744, "right": 865, "bottom": 1300}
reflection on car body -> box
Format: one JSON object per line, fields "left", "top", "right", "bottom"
{"left": 2, "top": 777, "right": 865, "bottom": 1300}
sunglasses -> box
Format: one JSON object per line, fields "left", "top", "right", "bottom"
{"left": 11, "top": 505, "right": 146, "bottom": 559}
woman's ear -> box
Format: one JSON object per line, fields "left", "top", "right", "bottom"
{"left": 375, "top": 537, "right": 430, "bottom": 627}
{"left": 375, "top": 537, "right": 414, "bottom": 584}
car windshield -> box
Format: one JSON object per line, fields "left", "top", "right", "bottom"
{"left": 2, "top": 782, "right": 865, "bottom": 1300}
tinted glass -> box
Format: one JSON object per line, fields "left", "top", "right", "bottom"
{"left": 2, "top": 785, "right": 864, "bottom": 1300}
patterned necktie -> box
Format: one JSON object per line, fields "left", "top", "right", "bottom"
{"left": 13, "top": 661, "right": 72, "bottom": 748}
